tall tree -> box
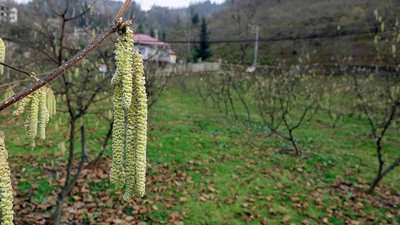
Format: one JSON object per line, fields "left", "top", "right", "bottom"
{"left": 192, "top": 12, "right": 200, "bottom": 26}
{"left": 150, "top": 27, "right": 155, "bottom": 37}
{"left": 138, "top": 23, "right": 145, "bottom": 34}
{"left": 161, "top": 29, "right": 166, "bottom": 41}
{"left": 194, "top": 17, "right": 212, "bottom": 61}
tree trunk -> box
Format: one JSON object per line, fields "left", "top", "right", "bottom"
{"left": 232, "top": 82, "right": 251, "bottom": 127}
{"left": 368, "top": 156, "right": 400, "bottom": 194}
{"left": 224, "top": 99, "right": 228, "bottom": 116}
{"left": 52, "top": 120, "right": 75, "bottom": 225}
{"left": 229, "top": 95, "right": 238, "bottom": 120}
{"left": 52, "top": 190, "right": 67, "bottom": 225}
{"left": 367, "top": 173, "right": 382, "bottom": 194}
{"left": 288, "top": 129, "right": 301, "bottom": 155}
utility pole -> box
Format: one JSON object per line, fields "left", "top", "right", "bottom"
{"left": 184, "top": 30, "right": 191, "bottom": 63}
{"left": 250, "top": 25, "right": 259, "bottom": 66}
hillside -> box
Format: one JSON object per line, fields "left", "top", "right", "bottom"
{"left": 205, "top": 0, "right": 400, "bottom": 65}
{"left": 164, "top": 0, "right": 399, "bottom": 65}
{"left": 11, "top": 0, "right": 399, "bottom": 65}
{"left": 139, "top": 1, "right": 225, "bottom": 37}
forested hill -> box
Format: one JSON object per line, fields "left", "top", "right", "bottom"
{"left": 203, "top": 0, "right": 400, "bottom": 65}
{"left": 11, "top": 0, "right": 400, "bottom": 65}
{"left": 164, "top": 0, "right": 399, "bottom": 65}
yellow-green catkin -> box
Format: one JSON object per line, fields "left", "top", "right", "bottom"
{"left": 26, "top": 91, "right": 39, "bottom": 147}
{"left": 110, "top": 21, "right": 135, "bottom": 190}
{"left": 115, "top": 24, "right": 134, "bottom": 110}
{"left": 38, "top": 89, "right": 49, "bottom": 140}
{"left": 123, "top": 88, "right": 137, "bottom": 201}
{"left": 0, "top": 38, "right": 5, "bottom": 76}
{"left": 14, "top": 87, "right": 51, "bottom": 147}
{"left": 0, "top": 131, "right": 14, "bottom": 225}
{"left": 45, "top": 87, "right": 56, "bottom": 118}
{"left": 110, "top": 84, "right": 126, "bottom": 190}
{"left": 112, "top": 21, "right": 148, "bottom": 198}
{"left": 132, "top": 51, "right": 147, "bottom": 197}
{"left": 13, "top": 96, "right": 30, "bottom": 122}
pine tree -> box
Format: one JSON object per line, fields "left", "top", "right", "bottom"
{"left": 192, "top": 12, "right": 199, "bottom": 26}
{"left": 137, "top": 24, "right": 145, "bottom": 34}
{"left": 161, "top": 30, "right": 166, "bottom": 42}
{"left": 194, "top": 17, "right": 212, "bottom": 61}
{"left": 150, "top": 27, "right": 155, "bottom": 37}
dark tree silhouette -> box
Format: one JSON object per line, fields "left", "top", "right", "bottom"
{"left": 161, "top": 29, "right": 166, "bottom": 41}
{"left": 138, "top": 23, "right": 145, "bottom": 33}
{"left": 194, "top": 17, "right": 212, "bottom": 61}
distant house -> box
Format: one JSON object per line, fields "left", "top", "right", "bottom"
{"left": 0, "top": 3, "right": 17, "bottom": 23}
{"left": 170, "top": 50, "right": 177, "bottom": 64}
{"left": 97, "top": 64, "right": 107, "bottom": 73}
{"left": 133, "top": 34, "right": 176, "bottom": 64}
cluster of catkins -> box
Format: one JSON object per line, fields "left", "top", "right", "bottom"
{"left": 0, "top": 37, "right": 5, "bottom": 76}
{"left": 0, "top": 131, "right": 14, "bottom": 225}
{"left": 0, "top": 38, "right": 14, "bottom": 224}
{"left": 13, "top": 82, "right": 51, "bottom": 147}
{"left": 110, "top": 21, "right": 148, "bottom": 199}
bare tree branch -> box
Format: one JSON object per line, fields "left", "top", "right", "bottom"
{"left": 0, "top": 62, "right": 39, "bottom": 81}
{"left": 0, "top": 0, "right": 132, "bottom": 112}
{"left": 65, "top": 0, "right": 98, "bottom": 21}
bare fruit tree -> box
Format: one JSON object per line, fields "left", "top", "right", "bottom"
{"left": 353, "top": 9, "right": 400, "bottom": 194}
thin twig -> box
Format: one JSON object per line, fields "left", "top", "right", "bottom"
{"left": 0, "top": 62, "right": 39, "bottom": 81}
{"left": 0, "top": 0, "right": 132, "bottom": 112}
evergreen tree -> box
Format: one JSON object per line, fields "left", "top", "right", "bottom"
{"left": 137, "top": 24, "right": 145, "bottom": 34}
{"left": 150, "top": 27, "right": 155, "bottom": 37}
{"left": 161, "top": 30, "right": 166, "bottom": 42}
{"left": 192, "top": 12, "right": 199, "bottom": 26}
{"left": 194, "top": 17, "right": 212, "bottom": 61}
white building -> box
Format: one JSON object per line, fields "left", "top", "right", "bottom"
{"left": 0, "top": 3, "right": 17, "bottom": 23}
{"left": 98, "top": 64, "right": 107, "bottom": 73}
{"left": 133, "top": 34, "right": 176, "bottom": 64}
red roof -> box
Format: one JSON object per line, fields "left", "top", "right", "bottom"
{"left": 133, "top": 34, "right": 170, "bottom": 47}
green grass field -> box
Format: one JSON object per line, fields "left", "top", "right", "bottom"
{"left": 1, "top": 76, "right": 399, "bottom": 224}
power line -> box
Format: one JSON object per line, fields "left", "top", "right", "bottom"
{"left": 162, "top": 28, "right": 375, "bottom": 44}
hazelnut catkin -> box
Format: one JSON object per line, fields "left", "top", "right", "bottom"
{"left": 115, "top": 24, "right": 134, "bottom": 110}
{"left": 13, "top": 87, "right": 50, "bottom": 147}
{"left": 132, "top": 51, "right": 147, "bottom": 197}
{"left": 26, "top": 91, "right": 39, "bottom": 147}
{"left": 45, "top": 87, "right": 57, "bottom": 118}
{"left": 111, "top": 21, "right": 147, "bottom": 198}
{"left": 123, "top": 87, "right": 137, "bottom": 201}
{"left": 0, "top": 38, "right": 5, "bottom": 76}
{"left": 110, "top": 83, "right": 126, "bottom": 190}
{"left": 13, "top": 95, "right": 31, "bottom": 117}
{"left": 0, "top": 131, "right": 14, "bottom": 225}
{"left": 38, "top": 89, "right": 50, "bottom": 140}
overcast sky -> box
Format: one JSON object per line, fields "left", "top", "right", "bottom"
{"left": 138, "top": 0, "right": 224, "bottom": 10}
{"left": 14, "top": 0, "right": 225, "bottom": 10}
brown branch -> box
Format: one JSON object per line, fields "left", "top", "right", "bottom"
{"left": 0, "top": 0, "right": 132, "bottom": 112}
{"left": 115, "top": 0, "right": 132, "bottom": 22}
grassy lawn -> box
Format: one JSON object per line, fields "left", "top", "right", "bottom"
{"left": 0, "top": 76, "right": 399, "bottom": 224}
